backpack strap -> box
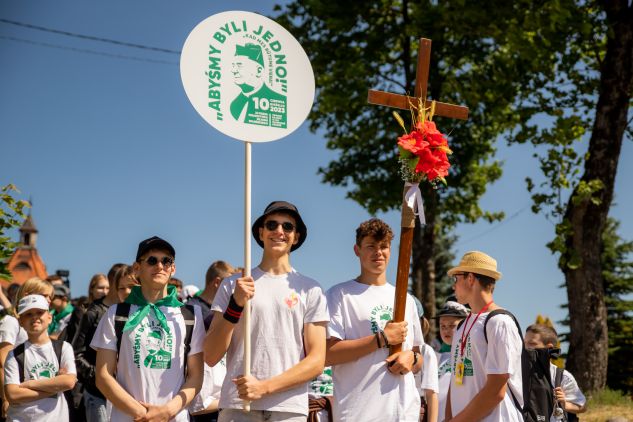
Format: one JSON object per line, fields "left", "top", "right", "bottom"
{"left": 555, "top": 366, "right": 564, "bottom": 388}
{"left": 114, "top": 303, "right": 131, "bottom": 357}
{"left": 52, "top": 339, "right": 64, "bottom": 369}
{"left": 482, "top": 309, "right": 524, "bottom": 412}
{"left": 181, "top": 304, "right": 195, "bottom": 375}
{"left": 13, "top": 343, "right": 26, "bottom": 383}
{"left": 483, "top": 309, "right": 524, "bottom": 343}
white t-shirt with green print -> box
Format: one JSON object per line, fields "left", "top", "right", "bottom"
{"left": 449, "top": 311, "right": 524, "bottom": 422}
{"left": 91, "top": 304, "right": 205, "bottom": 422}
{"left": 4, "top": 340, "right": 76, "bottom": 422}
{"left": 327, "top": 280, "right": 423, "bottom": 422}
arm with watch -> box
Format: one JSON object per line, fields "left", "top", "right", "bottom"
{"left": 326, "top": 320, "right": 422, "bottom": 375}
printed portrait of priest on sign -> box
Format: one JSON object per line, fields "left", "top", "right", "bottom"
{"left": 230, "top": 42, "right": 287, "bottom": 128}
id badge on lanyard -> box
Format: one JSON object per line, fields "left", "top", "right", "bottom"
{"left": 455, "top": 360, "right": 465, "bottom": 385}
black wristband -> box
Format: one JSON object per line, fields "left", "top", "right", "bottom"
{"left": 380, "top": 330, "right": 390, "bottom": 348}
{"left": 223, "top": 294, "right": 244, "bottom": 324}
{"left": 412, "top": 350, "right": 419, "bottom": 366}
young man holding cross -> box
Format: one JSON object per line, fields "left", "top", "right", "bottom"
{"left": 91, "top": 236, "right": 205, "bottom": 422}
{"left": 204, "top": 201, "right": 328, "bottom": 422}
{"left": 326, "top": 218, "right": 424, "bottom": 421}
{"left": 445, "top": 251, "right": 523, "bottom": 422}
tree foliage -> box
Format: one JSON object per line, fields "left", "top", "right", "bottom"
{"left": 274, "top": 0, "right": 522, "bottom": 329}
{"left": 274, "top": 0, "right": 632, "bottom": 389}
{"left": 497, "top": 1, "right": 632, "bottom": 391}
{"left": 0, "top": 184, "right": 29, "bottom": 280}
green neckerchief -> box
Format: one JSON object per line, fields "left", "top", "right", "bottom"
{"left": 48, "top": 303, "right": 74, "bottom": 334}
{"left": 123, "top": 285, "right": 183, "bottom": 334}
{"left": 439, "top": 342, "right": 452, "bottom": 353}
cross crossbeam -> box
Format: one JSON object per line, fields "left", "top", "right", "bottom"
{"left": 367, "top": 38, "right": 469, "bottom": 120}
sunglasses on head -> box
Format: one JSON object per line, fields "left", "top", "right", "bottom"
{"left": 264, "top": 220, "right": 295, "bottom": 233}
{"left": 140, "top": 256, "right": 174, "bottom": 267}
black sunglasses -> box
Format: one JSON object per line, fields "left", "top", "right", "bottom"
{"left": 264, "top": 220, "right": 295, "bottom": 233}
{"left": 140, "top": 256, "right": 174, "bottom": 267}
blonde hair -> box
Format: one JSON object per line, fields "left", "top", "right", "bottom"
{"left": 88, "top": 273, "right": 108, "bottom": 303}
{"left": 114, "top": 265, "right": 138, "bottom": 290}
{"left": 12, "top": 277, "right": 54, "bottom": 317}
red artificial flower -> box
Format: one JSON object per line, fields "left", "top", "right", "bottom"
{"left": 417, "top": 121, "right": 448, "bottom": 148}
{"left": 397, "top": 130, "right": 428, "bottom": 155}
{"left": 393, "top": 102, "right": 452, "bottom": 185}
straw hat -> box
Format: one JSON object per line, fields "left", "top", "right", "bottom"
{"left": 447, "top": 251, "right": 502, "bottom": 281}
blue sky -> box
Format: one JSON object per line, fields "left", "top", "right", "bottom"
{"left": 1, "top": 0, "right": 631, "bottom": 336}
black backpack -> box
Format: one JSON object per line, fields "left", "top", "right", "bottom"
{"left": 113, "top": 303, "right": 196, "bottom": 373}
{"left": 458, "top": 309, "right": 558, "bottom": 422}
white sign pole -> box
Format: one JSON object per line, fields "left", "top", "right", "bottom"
{"left": 180, "top": 10, "right": 315, "bottom": 412}
{"left": 243, "top": 141, "right": 252, "bottom": 411}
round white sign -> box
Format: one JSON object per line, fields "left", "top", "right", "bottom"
{"left": 180, "top": 11, "right": 315, "bottom": 143}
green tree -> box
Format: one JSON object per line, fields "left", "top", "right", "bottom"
{"left": 501, "top": 1, "right": 632, "bottom": 391}
{"left": 276, "top": 0, "right": 632, "bottom": 390}
{"left": 274, "top": 0, "right": 519, "bottom": 336}
{"left": 601, "top": 218, "right": 633, "bottom": 394}
{"left": 0, "top": 184, "right": 29, "bottom": 280}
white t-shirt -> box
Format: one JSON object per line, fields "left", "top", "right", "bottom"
{"left": 436, "top": 349, "right": 451, "bottom": 422}
{"left": 449, "top": 311, "right": 523, "bottom": 422}
{"left": 4, "top": 340, "right": 76, "bottom": 422}
{"left": 211, "top": 267, "right": 329, "bottom": 415}
{"left": 91, "top": 303, "right": 205, "bottom": 422}
{"left": 189, "top": 358, "right": 226, "bottom": 414}
{"left": 415, "top": 344, "right": 439, "bottom": 395}
{"left": 327, "top": 280, "right": 423, "bottom": 422}
{"left": 549, "top": 363, "right": 585, "bottom": 422}
{"left": 0, "top": 315, "right": 28, "bottom": 347}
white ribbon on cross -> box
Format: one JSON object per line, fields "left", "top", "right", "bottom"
{"left": 404, "top": 182, "right": 426, "bottom": 225}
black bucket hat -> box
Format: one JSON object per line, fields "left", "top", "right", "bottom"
{"left": 136, "top": 236, "right": 176, "bottom": 261}
{"left": 252, "top": 201, "right": 307, "bottom": 252}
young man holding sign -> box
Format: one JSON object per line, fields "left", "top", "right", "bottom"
{"left": 204, "top": 201, "right": 328, "bottom": 422}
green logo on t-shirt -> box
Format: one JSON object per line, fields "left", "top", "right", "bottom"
{"left": 369, "top": 305, "right": 393, "bottom": 334}
{"left": 29, "top": 361, "right": 57, "bottom": 379}
{"left": 133, "top": 321, "right": 174, "bottom": 369}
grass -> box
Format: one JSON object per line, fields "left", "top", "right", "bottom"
{"left": 582, "top": 388, "right": 633, "bottom": 422}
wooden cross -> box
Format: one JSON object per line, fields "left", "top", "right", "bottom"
{"left": 368, "top": 38, "right": 468, "bottom": 120}
{"left": 367, "top": 38, "right": 468, "bottom": 354}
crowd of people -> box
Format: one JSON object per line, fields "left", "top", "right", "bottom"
{"left": 0, "top": 200, "right": 588, "bottom": 422}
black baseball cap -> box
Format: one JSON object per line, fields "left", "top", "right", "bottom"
{"left": 136, "top": 236, "right": 176, "bottom": 262}
{"left": 251, "top": 201, "right": 307, "bottom": 252}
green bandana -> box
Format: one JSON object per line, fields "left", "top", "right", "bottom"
{"left": 48, "top": 303, "right": 74, "bottom": 334}
{"left": 123, "top": 285, "right": 183, "bottom": 334}
{"left": 439, "top": 342, "right": 452, "bottom": 353}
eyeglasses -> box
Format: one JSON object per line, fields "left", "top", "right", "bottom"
{"left": 264, "top": 220, "right": 295, "bottom": 233}
{"left": 451, "top": 273, "right": 466, "bottom": 283}
{"left": 140, "top": 256, "right": 174, "bottom": 267}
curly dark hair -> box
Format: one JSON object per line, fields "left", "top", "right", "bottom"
{"left": 355, "top": 218, "right": 394, "bottom": 246}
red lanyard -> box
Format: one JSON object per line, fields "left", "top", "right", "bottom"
{"left": 459, "top": 301, "right": 493, "bottom": 357}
